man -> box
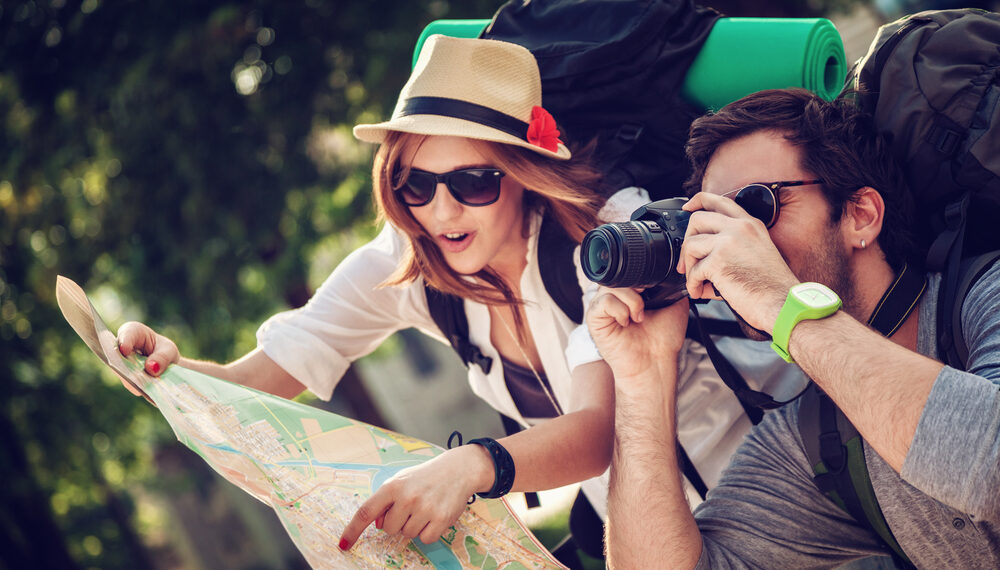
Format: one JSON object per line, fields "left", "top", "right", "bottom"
{"left": 588, "top": 89, "right": 1000, "bottom": 568}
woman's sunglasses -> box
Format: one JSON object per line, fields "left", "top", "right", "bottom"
{"left": 393, "top": 167, "right": 506, "bottom": 207}
{"left": 721, "top": 179, "right": 824, "bottom": 228}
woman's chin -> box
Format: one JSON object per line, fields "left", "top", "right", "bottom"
{"left": 442, "top": 252, "right": 488, "bottom": 276}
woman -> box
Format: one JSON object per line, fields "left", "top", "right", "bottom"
{"left": 117, "top": 35, "right": 618, "bottom": 554}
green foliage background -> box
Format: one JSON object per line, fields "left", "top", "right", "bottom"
{"left": 1, "top": 0, "right": 871, "bottom": 568}
{"left": 1, "top": 1, "right": 505, "bottom": 567}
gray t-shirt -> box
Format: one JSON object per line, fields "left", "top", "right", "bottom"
{"left": 691, "top": 266, "right": 1000, "bottom": 569}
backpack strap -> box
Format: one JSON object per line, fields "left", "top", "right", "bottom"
{"left": 797, "top": 264, "right": 928, "bottom": 568}
{"left": 942, "top": 249, "right": 1000, "bottom": 369}
{"left": 799, "top": 386, "right": 915, "bottom": 569}
{"left": 537, "top": 212, "right": 584, "bottom": 324}
{"left": 425, "top": 286, "right": 494, "bottom": 374}
{"left": 928, "top": 192, "right": 976, "bottom": 369}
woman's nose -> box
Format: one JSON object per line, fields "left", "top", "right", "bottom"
{"left": 430, "top": 183, "right": 463, "bottom": 221}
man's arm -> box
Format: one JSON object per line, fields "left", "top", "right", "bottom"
{"left": 678, "top": 191, "right": 939, "bottom": 472}
{"left": 900, "top": 269, "right": 1000, "bottom": 519}
{"left": 589, "top": 289, "right": 886, "bottom": 568}
{"left": 679, "top": 191, "right": 1000, "bottom": 517}
{"left": 606, "top": 353, "right": 703, "bottom": 569}
{"left": 585, "top": 290, "right": 704, "bottom": 568}
{"left": 788, "top": 312, "right": 941, "bottom": 471}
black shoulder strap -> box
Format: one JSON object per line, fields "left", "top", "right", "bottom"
{"left": 684, "top": 315, "right": 743, "bottom": 339}
{"left": 677, "top": 442, "right": 709, "bottom": 500}
{"left": 929, "top": 192, "right": 970, "bottom": 368}
{"left": 424, "top": 286, "right": 493, "bottom": 374}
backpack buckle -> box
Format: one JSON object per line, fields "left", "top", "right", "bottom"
{"left": 451, "top": 335, "right": 494, "bottom": 374}
{"left": 819, "top": 431, "right": 847, "bottom": 473}
{"left": 466, "top": 346, "right": 493, "bottom": 375}
{"left": 616, "top": 123, "right": 644, "bottom": 143}
{"left": 928, "top": 124, "right": 962, "bottom": 156}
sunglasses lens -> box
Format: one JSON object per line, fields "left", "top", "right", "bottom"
{"left": 449, "top": 169, "right": 502, "bottom": 205}
{"left": 734, "top": 184, "right": 777, "bottom": 226}
{"left": 396, "top": 171, "right": 436, "bottom": 206}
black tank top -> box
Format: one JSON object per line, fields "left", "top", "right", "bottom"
{"left": 500, "top": 356, "right": 561, "bottom": 422}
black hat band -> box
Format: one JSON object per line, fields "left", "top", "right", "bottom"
{"left": 399, "top": 96, "right": 529, "bottom": 142}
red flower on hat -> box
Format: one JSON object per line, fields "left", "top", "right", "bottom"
{"left": 526, "top": 106, "right": 562, "bottom": 153}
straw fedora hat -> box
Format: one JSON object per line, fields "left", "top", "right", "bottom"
{"left": 353, "top": 34, "right": 571, "bottom": 160}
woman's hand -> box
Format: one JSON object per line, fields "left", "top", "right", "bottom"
{"left": 338, "top": 444, "right": 493, "bottom": 550}
{"left": 586, "top": 287, "right": 690, "bottom": 381}
{"left": 117, "top": 321, "right": 180, "bottom": 391}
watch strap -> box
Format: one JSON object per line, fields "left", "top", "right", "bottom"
{"left": 770, "top": 283, "right": 841, "bottom": 363}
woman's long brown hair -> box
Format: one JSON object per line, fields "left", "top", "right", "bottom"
{"left": 372, "top": 132, "right": 605, "bottom": 338}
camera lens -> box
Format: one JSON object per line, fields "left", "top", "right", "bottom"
{"left": 581, "top": 198, "right": 693, "bottom": 309}
{"left": 585, "top": 233, "right": 613, "bottom": 277}
{"left": 581, "top": 220, "right": 670, "bottom": 288}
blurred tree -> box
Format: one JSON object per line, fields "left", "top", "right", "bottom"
{"left": 1, "top": 0, "right": 501, "bottom": 567}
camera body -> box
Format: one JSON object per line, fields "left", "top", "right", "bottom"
{"left": 580, "top": 197, "right": 691, "bottom": 309}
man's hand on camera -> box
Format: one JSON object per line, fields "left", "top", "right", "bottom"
{"left": 586, "top": 287, "right": 689, "bottom": 384}
{"left": 679, "top": 192, "right": 798, "bottom": 334}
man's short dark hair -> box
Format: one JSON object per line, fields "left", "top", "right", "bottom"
{"left": 683, "top": 88, "right": 916, "bottom": 270}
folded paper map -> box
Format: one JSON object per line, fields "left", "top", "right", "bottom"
{"left": 56, "top": 275, "right": 565, "bottom": 569}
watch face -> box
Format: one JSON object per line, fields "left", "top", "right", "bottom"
{"left": 791, "top": 282, "right": 839, "bottom": 309}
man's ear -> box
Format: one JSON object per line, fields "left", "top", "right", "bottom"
{"left": 846, "top": 186, "right": 885, "bottom": 250}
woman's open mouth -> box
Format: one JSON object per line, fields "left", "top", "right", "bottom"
{"left": 437, "top": 231, "right": 474, "bottom": 253}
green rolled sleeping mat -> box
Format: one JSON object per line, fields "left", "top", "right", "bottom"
{"left": 412, "top": 16, "right": 846, "bottom": 111}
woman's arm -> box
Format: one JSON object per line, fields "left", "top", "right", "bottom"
{"left": 117, "top": 322, "right": 306, "bottom": 399}
{"left": 337, "top": 359, "right": 615, "bottom": 549}
{"left": 118, "top": 225, "right": 428, "bottom": 402}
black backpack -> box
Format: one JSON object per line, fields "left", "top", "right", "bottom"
{"left": 800, "top": 9, "right": 1000, "bottom": 568}
{"left": 423, "top": 0, "right": 722, "bottom": 380}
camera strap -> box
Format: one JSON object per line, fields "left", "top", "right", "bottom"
{"left": 692, "top": 262, "right": 927, "bottom": 426}
{"left": 689, "top": 303, "right": 802, "bottom": 425}
{"left": 865, "top": 262, "right": 927, "bottom": 338}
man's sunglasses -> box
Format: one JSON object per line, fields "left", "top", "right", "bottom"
{"left": 721, "top": 179, "right": 825, "bottom": 228}
{"left": 393, "top": 167, "right": 506, "bottom": 207}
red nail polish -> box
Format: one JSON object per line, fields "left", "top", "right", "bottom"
{"left": 375, "top": 517, "right": 383, "bottom": 530}
{"left": 338, "top": 538, "right": 349, "bottom": 551}
{"left": 148, "top": 361, "right": 160, "bottom": 374}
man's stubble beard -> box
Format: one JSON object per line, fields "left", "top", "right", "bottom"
{"left": 727, "top": 223, "right": 857, "bottom": 342}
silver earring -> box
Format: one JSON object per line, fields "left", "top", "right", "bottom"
{"left": 860, "top": 239, "right": 867, "bottom": 249}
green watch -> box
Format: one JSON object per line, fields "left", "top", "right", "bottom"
{"left": 770, "top": 282, "right": 842, "bottom": 363}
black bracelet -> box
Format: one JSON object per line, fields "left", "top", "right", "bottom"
{"left": 467, "top": 437, "right": 516, "bottom": 499}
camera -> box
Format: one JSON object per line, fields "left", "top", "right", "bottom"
{"left": 580, "top": 197, "right": 690, "bottom": 309}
